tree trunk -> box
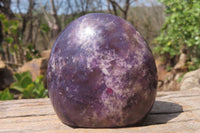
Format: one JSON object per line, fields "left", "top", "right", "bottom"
{"left": 40, "top": 0, "right": 61, "bottom": 48}
{"left": 107, "top": 0, "right": 132, "bottom": 20}
{"left": 50, "top": 0, "right": 61, "bottom": 38}
{"left": 110, "top": 1, "right": 118, "bottom": 16}
{"left": 0, "top": 0, "right": 15, "bottom": 19}
{"left": 123, "top": 0, "right": 130, "bottom": 20}
{"left": 26, "top": 0, "right": 35, "bottom": 44}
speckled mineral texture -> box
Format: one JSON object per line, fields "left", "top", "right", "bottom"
{"left": 47, "top": 13, "right": 157, "bottom": 128}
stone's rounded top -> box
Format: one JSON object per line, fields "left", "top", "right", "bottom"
{"left": 48, "top": 13, "right": 157, "bottom": 128}
{"left": 51, "top": 13, "right": 148, "bottom": 56}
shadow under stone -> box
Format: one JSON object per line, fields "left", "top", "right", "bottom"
{"left": 139, "top": 100, "right": 183, "bottom": 126}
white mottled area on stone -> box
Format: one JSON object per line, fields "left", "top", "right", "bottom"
{"left": 77, "top": 18, "right": 103, "bottom": 51}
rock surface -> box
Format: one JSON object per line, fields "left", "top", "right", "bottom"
{"left": 0, "top": 59, "right": 5, "bottom": 69}
{"left": 18, "top": 58, "right": 47, "bottom": 80}
{"left": 41, "top": 50, "right": 51, "bottom": 59}
{"left": 180, "top": 68, "right": 200, "bottom": 90}
{"left": 18, "top": 50, "right": 50, "bottom": 81}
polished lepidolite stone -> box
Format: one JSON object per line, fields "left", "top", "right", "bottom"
{"left": 47, "top": 13, "right": 157, "bottom": 128}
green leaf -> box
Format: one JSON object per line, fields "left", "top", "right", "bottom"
{"left": 21, "top": 71, "right": 32, "bottom": 78}
{"left": 3, "top": 20, "right": 9, "bottom": 28}
{"left": 20, "top": 76, "right": 32, "bottom": 88}
{"left": 35, "top": 75, "right": 43, "bottom": 84}
{"left": 22, "top": 83, "right": 34, "bottom": 98}
{"left": 10, "top": 82, "right": 23, "bottom": 92}
{"left": 0, "top": 89, "right": 14, "bottom": 100}
{"left": 41, "top": 24, "right": 50, "bottom": 34}
{"left": 26, "top": 52, "right": 33, "bottom": 61}
{"left": 13, "top": 73, "right": 22, "bottom": 82}
{"left": 10, "top": 71, "right": 48, "bottom": 99}
{"left": 0, "top": 14, "right": 5, "bottom": 20}
{"left": 5, "top": 37, "right": 13, "bottom": 43}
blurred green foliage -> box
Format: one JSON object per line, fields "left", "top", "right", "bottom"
{"left": 10, "top": 71, "right": 48, "bottom": 99}
{"left": 41, "top": 23, "right": 50, "bottom": 34}
{"left": 0, "top": 14, "right": 40, "bottom": 62}
{"left": 154, "top": 0, "right": 200, "bottom": 69}
{"left": 26, "top": 43, "right": 40, "bottom": 61}
{"left": 187, "top": 58, "right": 200, "bottom": 71}
{"left": 0, "top": 89, "right": 14, "bottom": 100}
{"left": 0, "top": 71, "right": 48, "bottom": 101}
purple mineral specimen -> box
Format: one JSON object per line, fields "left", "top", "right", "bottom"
{"left": 47, "top": 13, "right": 157, "bottom": 128}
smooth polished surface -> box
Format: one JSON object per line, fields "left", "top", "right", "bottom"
{"left": 47, "top": 13, "right": 157, "bottom": 127}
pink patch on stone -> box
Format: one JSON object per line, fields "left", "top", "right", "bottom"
{"left": 106, "top": 88, "right": 113, "bottom": 95}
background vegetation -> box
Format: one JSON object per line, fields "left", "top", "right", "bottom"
{"left": 155, "top": 0, "right": 200, "bottom": 71}
{"left": 0, "top": 0, "right": 199, "bottom": 100}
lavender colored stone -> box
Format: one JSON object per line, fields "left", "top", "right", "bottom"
{"left": 47, "top": 13, "right": 157, "bottom": 128}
